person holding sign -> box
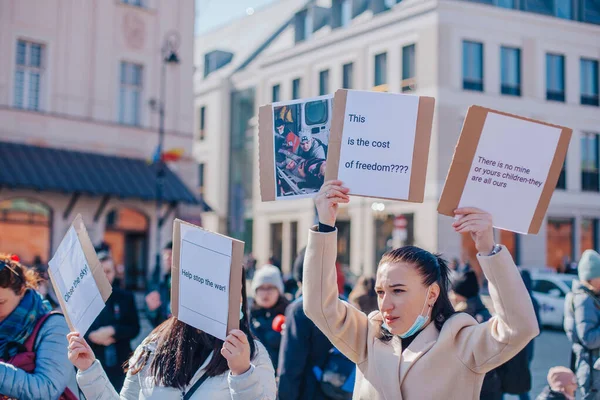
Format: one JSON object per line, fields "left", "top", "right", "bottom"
{"left": 67, "top": 274, "right": 276, "bottom": 400}
{"left": 0, "top": 254, "right": 80, "bottom": 399}
{"left": 303, "top": 180, "right": 540, "bottom": 399}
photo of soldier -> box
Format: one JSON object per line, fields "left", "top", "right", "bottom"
{"left": 271, "top": 95, "right": 332, "bottom": 198}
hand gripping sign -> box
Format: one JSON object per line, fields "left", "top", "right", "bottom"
{"left": 48, "top": 214, "right": 112, "bottom": 334}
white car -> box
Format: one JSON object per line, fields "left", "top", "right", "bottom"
{"left": 530, "top": 272, "right": 576, "bottom": 329}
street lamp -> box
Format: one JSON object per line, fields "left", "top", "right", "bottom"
{"left": 151, "top": 31, "right": 180, "bottom": 284}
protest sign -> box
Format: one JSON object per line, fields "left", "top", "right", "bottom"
{"left": 259, "top": 94, "right": 333, "bottom": 201}
{"left": 438, "top": 106, "right": 572, "bottom": 234}
{"left": 325, "top": 89, "right": 434, "bottom": 202}
{"left": 48, "top": 214, "right": 112, "bottom": 334}
{"left": 171, "top": 219, "right": 244, "bottom": 340}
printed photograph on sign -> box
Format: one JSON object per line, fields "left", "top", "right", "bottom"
{"left": 272, "top": 95, "right": 333, "bottom": 200}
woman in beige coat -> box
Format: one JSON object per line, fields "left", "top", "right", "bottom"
{"left": 304, "top": 180, "right": 540, "bottom": 399}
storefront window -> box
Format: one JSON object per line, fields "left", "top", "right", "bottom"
{"left": 581, "top": 218, "right": 599, "bottom": 253}
{"left": 547, "top": 218, "right": 574, "bottom": 271}
{"left": 337, "top": 220, "right": 351, "bottom": 266}
{"left": 374, "top": 213, "right": 414, "bottom": 268}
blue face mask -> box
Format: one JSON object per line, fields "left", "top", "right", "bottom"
{"left": 399, "top": 286, "right": 432, "bottom": 339}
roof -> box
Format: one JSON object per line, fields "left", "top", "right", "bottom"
{"left": 0, "top": 141, "right": 205, "bottom": 207}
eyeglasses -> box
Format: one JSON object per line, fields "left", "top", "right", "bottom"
{"left": 0, "top": 260, "right": 19, "bottom": 276}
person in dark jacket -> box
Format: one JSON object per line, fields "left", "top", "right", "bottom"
{"left": 450, "top": 270, "right": 502, "bottom": 400}
{"left": 250, "top": 265, "right": 290, "bottom": 370}
{"left": 278, "top": 250, "right": 338, "bottom": 400}
{"left": 86, "top": 245, "right": 140, "bottom": 391}
{"left": 536, "top": 366, "right": 577, "bottom": 400}
{"left": 145, "top": 241, "right": 172, "bottom": 327}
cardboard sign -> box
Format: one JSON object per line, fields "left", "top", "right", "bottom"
{"left": 171, "top": 219, "right": 244, "bottom": 340}
{"left": 48, "top": 215, "right": 112, "bottom": 334}
{"left": 259, "top": 94, "right": 333, "bottom": 201}
{"left": 325, "top": 89, "right": 434, "bottom": 202}
{"left": 438, "top": 106, "right": 572, "bottom": 234}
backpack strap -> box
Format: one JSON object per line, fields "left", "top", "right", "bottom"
{"left": 23, "top": 311, "right": 62, "bottom": 352}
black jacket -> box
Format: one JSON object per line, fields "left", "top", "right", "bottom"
{"left": 250, "top": 296, "right": 289, "bottom": 370}
{"left": 277, "top": 297, "right": 334, "bottom": 400}
{"left": 462, "top": 296, "right": 502, "bottom": 400}
{"left": 86, "top": 287, "right": 140, "bottom": 374}
{"left": 535, "top": 386, "right": 570, "bottom": 400}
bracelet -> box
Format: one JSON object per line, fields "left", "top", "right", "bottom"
{"left": 487, "top": 244, "right": 502, "bottom": 256}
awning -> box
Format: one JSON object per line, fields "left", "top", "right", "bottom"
{"left": 0, "top": 141, "right": 211, "bottom": 211}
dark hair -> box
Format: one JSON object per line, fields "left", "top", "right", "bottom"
{"left": 275, "top": 118, "right": 285, "bottom": 128}
{"left": 377, "top": 246, "right": 456, "bottom": 341}
{"left": 0, "top": 253, "right": 41, "bottom": 295}
{"left": 129, "top": 269, "right": 256, "bottom": 389}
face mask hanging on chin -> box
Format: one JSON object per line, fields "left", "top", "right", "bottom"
{"left": 399, "top": 286, "right": 432, "bottom": 339}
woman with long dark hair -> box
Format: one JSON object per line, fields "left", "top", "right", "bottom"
{"left": 303, "top": 180, "right": 539, "bottom": 399}
{"left": 67, "top": 272, "right": 276, "bottom": 399}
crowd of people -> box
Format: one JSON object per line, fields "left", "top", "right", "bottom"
{"left": 0, "top": 180, "right": 599, "bottom": 399}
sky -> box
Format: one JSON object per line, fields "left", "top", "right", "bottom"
{"left": 195, "top": 0, "right": 278, "bottom": 34}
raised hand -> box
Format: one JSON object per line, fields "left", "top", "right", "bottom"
{"left": 452, "top": 208, "right": 495, "bottom": 255}
{"left": 67, "top": 332, "right": 96, "bottom": 371}
{"left": 221, "top": 329, "right": 251, "bottom": 376}
{"left": 314, "top": 180, "right": 350, "bottom": 227}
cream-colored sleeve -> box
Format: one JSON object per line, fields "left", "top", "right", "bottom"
{"left": 452, "top": 246, "right": 540, "bottom": 374}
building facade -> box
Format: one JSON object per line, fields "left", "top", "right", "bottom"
{"left": 195, "top": 0, "right": 600, "bottom": 278}
{"left": 0, "top": 0, "right": 201, "bottom": 289}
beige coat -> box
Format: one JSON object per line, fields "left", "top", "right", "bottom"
{"left": 303, "top": 228, "right": 539, "bottom": 400}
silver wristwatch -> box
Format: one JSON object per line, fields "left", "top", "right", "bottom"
{"left": 487, "top": 244, "right": 502, "bottom": 256}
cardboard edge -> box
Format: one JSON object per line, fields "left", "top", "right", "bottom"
{"left": 258, "top": 104, "right": 276, "bottom": 202}
{"left": 226, "top": 240, "right": 244, "bottom": 335}
{"left": 73, "top": 214, "right": 112, "bottom": 303}
{"left": 437, "top": 106, "right": 489, "bottom": 216}
{"left": 408, "top": 96, "right": 435, "bottom": 203}
{"left": 527, "top": 127, "right": 573, "bottom": 234}
{"left": 48, "top": 267, "right": 75, "bottom": 332}
{"left": 170, "top": 219, "right": 182, "bottom": 319}
{"left": 324, "top": 89, "right": 348, "bottom": 182}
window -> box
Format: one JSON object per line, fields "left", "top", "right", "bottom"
{"left": 319, "top": 69, "right": 329, "bottom": 96}
{"left": 500, "top": 46, "right": 521, "bottom": 96}
{"left": 581, "top": 218, "right": 599, "bottom": 252}
{"left": 497, "top": 0, "right": 515, "bottom": 8}
{"left": 556, "top": 0, "right": 572, "bottom": 19}
{"left": 270, "top": 223, "right": 283, "bottom": 267}
{"left": 546, "top": 54, "right": 565, "bottom": 102}
{"left": 294, "top": 10, "right": 312, "bottom": 42}
{"left": 14, "top": 40, "right": 44, "bottom": 111}
{"left": 463, "top": 41, "right": 484, "bottom": 92}
{"left": 374, "top": 52, "right": 387, "bottom": 87}
{"left": 581, "top": 58, "right": 599, "bottom": 106}
{"left": 121, "top": 0, "right": 143, "bottom": 6}
{"left": 547, "top": 218, "right": 574, "bottom": 270}
{"left": 198, "top": 163, "right": 205, "bottom": 193}
{"left": 343, "top": 62, "right": 354, "bottom": 89}
{"left": 402, "top": 44, "right": 416, "bottom": 93}
{"left": 199, "top": 106, "right": 206, "bottom": 140}
{"left": 119, "top": 62, "right": 143, "bottom": 126}
{"left": 556, "top": 159, "right": 567, "bottom": 190}
{"left": 532, "top": 279, "right": 564, "bottom": 297}
{"left": 272, "top": 84, "right": 280, "bottom": 102}
{"left": 581, "top": 133, "right": 599, "bottom": 192}
{"left": 341, "top": 0, "right": 352, "bottom": 26}
{"left": 290, "top": 221, "right": 298, "bottom": 269}
{"left": 292, "top": 78, "right": 301, "bottom": 100}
